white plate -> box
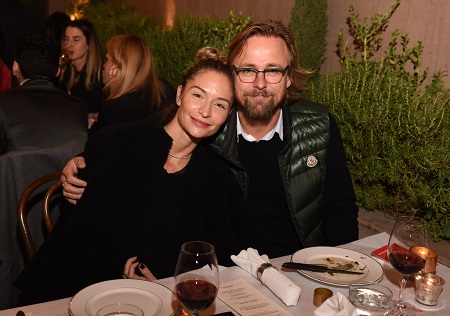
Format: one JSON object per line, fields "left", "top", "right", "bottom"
{"left": 69, "top": 279, "right": 178, "bottom": 316}
{"left": 291, "top": 246, "right": 384, "bottom": 287}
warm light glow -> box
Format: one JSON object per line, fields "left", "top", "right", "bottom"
{"left": 165, "top": 0, "right": 175, "bottom": 29}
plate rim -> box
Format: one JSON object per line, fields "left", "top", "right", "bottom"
{"left": 290, "top": 246, "right": 384, "bottom": 287}
{"left": 68, "top": 279, "right": 178, "bottom": 316}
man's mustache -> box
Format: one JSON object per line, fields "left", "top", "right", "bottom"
{"left": 243, "top": 90, "right": 276, "bottom": 97}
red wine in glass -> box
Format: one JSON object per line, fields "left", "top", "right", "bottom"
{"left": 174, "top": 241, "right": 219, "bottom": 316}
{"left": 176, "top": 279, "right": 217, "bottom": 312}
{"left": 388, "top": 250, "right": 427, "bottom": 275}
{"left": 387, "top": 216, "right": 429, "bottom": 316}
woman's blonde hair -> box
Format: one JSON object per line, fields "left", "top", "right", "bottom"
{"left": 59, "top": 19, "right": 103, "bottom": 92}
{"left": 104, "top": 34, "right": 166, "bottom": 106}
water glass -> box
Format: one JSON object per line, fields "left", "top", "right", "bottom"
{"left": 349, "top": 282, "right": 393, "bottom": 316}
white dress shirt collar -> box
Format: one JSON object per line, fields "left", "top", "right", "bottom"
{"left": 236, "top": 110, "right": 284, "bottom": 142}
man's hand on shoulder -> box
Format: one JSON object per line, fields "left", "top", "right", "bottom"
{"left": 60, "top": 156, "right": 87, "bottom": 204}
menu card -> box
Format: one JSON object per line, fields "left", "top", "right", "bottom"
{"left": 218, "top": 279, "right": 293, "bottom": 316}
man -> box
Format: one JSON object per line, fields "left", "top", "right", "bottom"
{"left": 0, "top": 31, "right": 88, "bottom": 154}
{"left": 61, "top": 21, "right": 358, "bottom": 258}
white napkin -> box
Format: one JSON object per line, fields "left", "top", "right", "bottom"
{"left": 314, "top": 292, "right": 358, "bottom": 316}
{"left": 231, "top": 248, "right": 301, "bottom": 306}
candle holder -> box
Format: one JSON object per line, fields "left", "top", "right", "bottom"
{"left": 409, "top": 246, "right": 438, "bottom": 274}
{"left": 414, "top": 272, "right": 445, "bottom": 306}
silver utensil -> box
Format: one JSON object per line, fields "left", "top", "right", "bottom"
{"left": 282, "top": 262, "right": 364, "bottom": 275}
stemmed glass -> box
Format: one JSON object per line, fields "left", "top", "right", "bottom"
{"left": 174, "top": 241, "right": 219, "bottom": 316}
{"left": 387, "top": 215, "right": 430, "bottom": 316}
{"left": 59, "top": 46, "right": 71, "bottom": 65}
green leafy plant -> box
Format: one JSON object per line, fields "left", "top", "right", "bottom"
{"left": 142, "top": 12, "right": 251, "bottom": 87}
{"left": 310, "top": 0, "right": 450, "bottom": 240}
{"left": 289, "top": 0, "right": 328, "bottom": 88}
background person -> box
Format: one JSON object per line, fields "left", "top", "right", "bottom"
{"left": 0, "top": 31, "right": 88, "bottom": 155}
{"left": 16, "top": 48, "right": 243, "bottom": 304}
{"left": 59, "top": 19, "right": 104, "bottom": 115}
{"left": 89, "top": 34, "right": 175, "bottom": 135}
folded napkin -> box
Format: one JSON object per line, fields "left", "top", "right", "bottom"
{"left": 231, "top": 248, "right": 301, "bottom": 306}
{"left": 314, "top": 292, "right": 357, "bottom": 316}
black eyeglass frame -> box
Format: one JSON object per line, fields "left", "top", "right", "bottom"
{"left": 233, "top": 65, "right": 289, "bottom": 84}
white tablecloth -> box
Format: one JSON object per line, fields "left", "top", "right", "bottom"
{"left": 1, "top": 233, "right": 448, "bottom": 315}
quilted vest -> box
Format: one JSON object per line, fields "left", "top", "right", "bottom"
{"left": 212, "top": 99, "right": 330, "bottom": 247}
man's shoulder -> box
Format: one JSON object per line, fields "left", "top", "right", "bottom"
{"left": 288, "top": 98, "right": 329, "bottom": 114}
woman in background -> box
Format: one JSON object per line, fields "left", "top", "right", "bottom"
{"left": 59, "top": 19, "right": 104, "bottom": 115}
{"left": 89, "top": 34, "right": 175, "bottom": 135}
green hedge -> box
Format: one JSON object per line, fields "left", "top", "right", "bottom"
{"left": 308, "top": 1, "right": 450, "bottom": 240}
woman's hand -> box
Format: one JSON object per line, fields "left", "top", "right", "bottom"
{"left": 122, "top": 256, "right": 157, "bottom": 282}
{"left": 60, "top": 156, "right": 87, "bottom": 204}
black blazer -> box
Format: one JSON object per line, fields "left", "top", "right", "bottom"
{"left": 0, "top": 78, "right": 88, "bottom": 155}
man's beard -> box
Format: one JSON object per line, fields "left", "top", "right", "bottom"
{"left": 238, "top": 89, "right": 285, "bottom": 125}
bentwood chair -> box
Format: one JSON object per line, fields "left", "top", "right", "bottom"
{"left": 17, "top": 171, "right": 62, "bottom": 262}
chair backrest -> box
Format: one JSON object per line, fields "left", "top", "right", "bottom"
{"left": 0, "top": 140, "right": 84, "bottom": 309}
{"left": 17, "top": 171, "right": 62, "bottom": 262}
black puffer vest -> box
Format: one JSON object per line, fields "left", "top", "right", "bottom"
{"left": 211, "top": 98, "right": 330, "bottom": 247}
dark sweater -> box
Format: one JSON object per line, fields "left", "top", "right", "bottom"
{"left": 237, "top": 134, "right": 302, "bottom": 257}
{"left": 16, "top": 119, "right": 243, "bottom": 304}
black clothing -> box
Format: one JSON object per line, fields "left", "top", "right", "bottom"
{"left": 59, "top": 68, "right": 104, "bottom": 113}
{"left": 237, "top": 134, "right": 302, "bottom": 258}
{"left": 0, "top": 78, "right": 88, "bottom": 154}
{"left": 16, "top": 119, "right": 243, "bottom": 304}
{"left": 89, "top": 80, "right": 175, "bottom": 135}
{"left": 212, "top": 99, "right": 359, "bottom": 256}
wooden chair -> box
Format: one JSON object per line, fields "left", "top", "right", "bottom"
{"left": 17, "top": 171, "right": 63, "bottom": 262}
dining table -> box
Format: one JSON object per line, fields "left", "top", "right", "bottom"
{"left": 1, "top": 232, "right": 448, "bottom": 316}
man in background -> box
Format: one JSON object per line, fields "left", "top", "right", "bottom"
{"left": 0, "top": 31, "right": 88, "bottom": 155}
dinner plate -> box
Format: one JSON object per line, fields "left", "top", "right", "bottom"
{"left": 291, "top": 246, "right": 384, "bottom": 287}
{"left": 69, "top": 279, "right": 178, "bottom": 316}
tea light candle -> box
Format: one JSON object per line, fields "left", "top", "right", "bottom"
{"left": 410, "top": 246, "right": 438, "bottom": 274}
{"left": 414, "top": 273, "right": 445, "bottom": 306}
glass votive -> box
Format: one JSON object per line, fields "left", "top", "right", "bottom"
{"left": 414, "top": 272, "right": 445, "bottom": 306}
{"left": 349, "top": 282, "right": 393, "bottom": 316}
{"left": 95, "top": 303, "right": 144, "bottom": 316}
{"left": 410, "top": 246, "right": 438, "bottom": 274}
{"left": 313, "top": 287, "right": 333, "bottom": 307}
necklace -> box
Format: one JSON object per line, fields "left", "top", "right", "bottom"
{"left": 168, "top": 152, "right": 193, "bottom": 159}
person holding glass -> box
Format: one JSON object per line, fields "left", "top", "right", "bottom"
{"left": 59, "top": 19, "right": 104, "bottom": 115}
{"left": 15, "top": 47, "right": 243, "bottom": 305}
{"left": 89, "top": 34, "right": 175, "bottom": 135}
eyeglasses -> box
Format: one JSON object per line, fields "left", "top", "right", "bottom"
{"left": 233, "top": 66, "right": 289, "bottom": 84}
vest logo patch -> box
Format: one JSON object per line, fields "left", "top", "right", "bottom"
{"left": 306, "top": 156, "right": 318, "bottom": 168}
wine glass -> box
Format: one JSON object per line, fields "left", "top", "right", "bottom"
{"left": 387, "top": 216, "right": 430, "bottom": 316}
{"left": 174, "top": 241, "right": 219, "bottom": 316}
{"left": 59, "top": 46, "right": 71, "bottom": 65}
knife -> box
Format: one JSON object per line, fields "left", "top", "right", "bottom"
{"left": 282, "top": 262, "right": 364, "bottom": 275}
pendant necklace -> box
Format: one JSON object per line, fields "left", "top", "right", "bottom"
{"left": 168, "top": 152, "right": 193, "bottom": 159}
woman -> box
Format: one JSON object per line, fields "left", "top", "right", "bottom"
{"left": 59, "top": 19, "right": 104, "bottom": 114}
{"left": 16, "top": 48, "right": 243, "bottom": 304}
{"left": 89, "top": 34, "right": 175, "bottom": 135}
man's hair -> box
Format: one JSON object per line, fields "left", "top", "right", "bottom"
{"left": 227, "top": 20, "right": 312, "bottom": 103}
{"left": 14, "top": 31, "right": 59, "bottom": 79}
